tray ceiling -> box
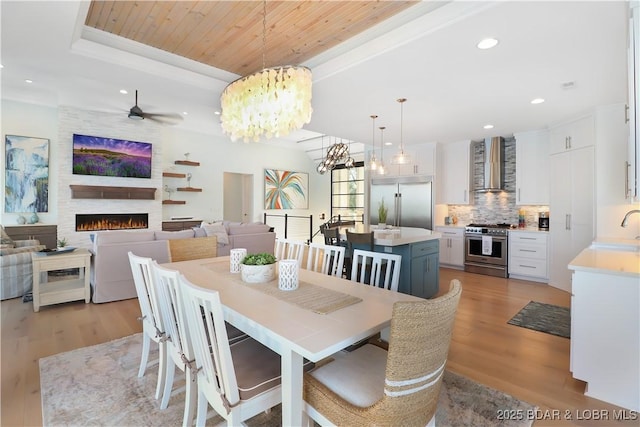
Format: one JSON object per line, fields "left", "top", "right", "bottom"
{"left": 85, "top": 1, "right": 419, "bottom": 76}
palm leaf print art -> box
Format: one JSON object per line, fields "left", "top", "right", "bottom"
{"left": 265, "top": 169, "right": 307, "bottom": 209}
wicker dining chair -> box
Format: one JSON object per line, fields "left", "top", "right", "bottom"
{"left": 304, "top": 279, "right": 462, "bottom": 427}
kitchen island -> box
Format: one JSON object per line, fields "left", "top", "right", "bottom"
{"left": 568, "top": 240, "right": 640, "bottom": 411}
{"left": 340, "top": 225, "right": 441, "bottom": 299}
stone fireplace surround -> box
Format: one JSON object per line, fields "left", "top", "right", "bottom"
{"left": 58, "top": 106, "right": 164, "bottom": 250}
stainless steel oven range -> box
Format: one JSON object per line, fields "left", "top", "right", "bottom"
{"left": 464, "top": 223, "right": 513, "bottom": 278}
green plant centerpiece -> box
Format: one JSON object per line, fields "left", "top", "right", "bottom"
{"left": 240, "top": 252, "right": 276, "bottom": 283}
{"left": 378, "top": 199, "right": 388, "bottom": 225}
{"left": 57, "top": 237, "right": 68, "bottom": 248}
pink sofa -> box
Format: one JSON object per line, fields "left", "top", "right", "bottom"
{"left": 90, "top": 223, "right": 275, "bottom": 303}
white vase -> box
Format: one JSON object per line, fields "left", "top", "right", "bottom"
{"left": 241, "top": 263, "right": 275, "bottom": 283}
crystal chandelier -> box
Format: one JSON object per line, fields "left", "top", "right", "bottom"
{"left": 368, "top": 115, "right": 378, "bottom": 171}
{"left": 390, "top": 98, "right": 412, "bottom": 165}
{"left": 220, "top": 1, "right": 313, "bottom": 143}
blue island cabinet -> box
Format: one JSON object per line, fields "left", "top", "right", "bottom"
{"left": 374, "top": 239, "right": 440, "bottom": 299}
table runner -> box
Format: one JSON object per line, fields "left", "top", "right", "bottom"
{"left": 204, "top": 261, "right": 362, "bottom": 315}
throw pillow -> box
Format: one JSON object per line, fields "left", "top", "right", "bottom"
{"left": 192, "top": 227, "right": 207, "bottom": 238}
{"left": 0, "top": 226, "right": 15, "bottom": 247}
{"left": 202, "top": 223, "right": 230, "bottom": 245}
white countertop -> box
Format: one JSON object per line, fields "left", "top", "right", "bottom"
{"left": 340, "top": 224, "right": 440, "bottom": 246}
{"left": 569, "top": 240, "right": 640, "bottom": 277}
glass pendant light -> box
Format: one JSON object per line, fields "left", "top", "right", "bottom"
{"left": 390, "top": 98, "right": 412, "bottom": 165}
{"left": 368, "top": 115, "right": 378, "bottom": 171}
{"left": 377, "top": 126, "right": 386, "bottom": 175}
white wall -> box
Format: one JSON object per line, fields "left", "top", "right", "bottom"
{"left": 1, "top": 100, "right": 59, "bottom": 225}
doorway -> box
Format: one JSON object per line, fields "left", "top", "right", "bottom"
{"left": 223, "top": 172, "right": 254, "bottom": 222}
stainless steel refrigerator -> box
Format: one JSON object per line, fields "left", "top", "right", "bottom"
{"left": 369, "top": 175, "right": 433, "bottom": 229}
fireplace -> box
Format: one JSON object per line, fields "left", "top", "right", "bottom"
{"left": 76, "top": 213, "right": 148, "bottom": 231}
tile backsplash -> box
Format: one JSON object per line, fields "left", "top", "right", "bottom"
{"left": 447, "top": 137, "right": 548, "bottom": 227}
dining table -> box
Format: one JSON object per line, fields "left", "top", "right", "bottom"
{"left": 162, "top": 255, "right": 424, "bottom": 426}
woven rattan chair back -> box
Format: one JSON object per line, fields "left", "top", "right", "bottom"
{"left": 306, "top": 243, "right": 345, "bottom": 277}
{"left": 168, "top": 236, "right": 217, "bottom": 262}
{"left": 127, "top": 251, "right": 167, "bottom": 400}
{"left": 304, "top": 279, "right": 462, "bottom": 426}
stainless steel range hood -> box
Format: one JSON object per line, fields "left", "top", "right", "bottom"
{"left": 475, "top": 137, "right": 505, "bottom": 192}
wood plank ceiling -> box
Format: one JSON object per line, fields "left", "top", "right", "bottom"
{"left": 85, "top": 1, "right": 419, "bottom": 76}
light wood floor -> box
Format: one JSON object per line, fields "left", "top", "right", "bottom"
{"left": 1, "top": 268, "right": 637, "bottom": 427}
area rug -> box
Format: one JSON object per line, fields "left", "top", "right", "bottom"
{"left": 40, "top": 333, "right": 536, "bottom": 426}
{"left": 508, "top": 301, "right": 571, "bottom": 338}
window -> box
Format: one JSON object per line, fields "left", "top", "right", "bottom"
{"left": 330, "top": 162, "right": 364, "bottom": 223}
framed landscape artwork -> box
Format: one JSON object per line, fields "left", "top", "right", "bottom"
{"left": 72, "top": 133, "right": 152, "bottom": 178}
{"left": 264, "top": 169, "right": 309, "bottom": 209}
{"left": 5, "top": 135, "right": 50, "bottom": 213}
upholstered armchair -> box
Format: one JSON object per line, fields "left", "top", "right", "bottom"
{"left": 1, "top": 239, "right": 46, "bottom": 300}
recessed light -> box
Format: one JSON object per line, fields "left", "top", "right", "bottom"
{"left": 483, "top": 124, "right": 494, "bottom": 129}
{"left": 120, "top": 89, "right": 128, "bottom": 94}
{"left": 182, "top": 112, "right": 188, "bottom": 115}
{"left": 25, "top": 79, "right": 33, "bottom": 83}
{"left": 385, "top": 142, "right": 392, "bottom": 146}
{"left": 477, "top": 38, "right": 499, "bottom": 50}
{"left": 214, "top": 111, "right": 221, "bottom": 115}
{"left": 531, "top": 98, "right": 545, "bottom": 104}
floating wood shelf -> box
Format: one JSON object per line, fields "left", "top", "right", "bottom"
{"left": 177, "top": 187, "right": 202, "bottom": 192}
{"left": 162, "top": 200, "right": 186, "bottom": 205}
{"left": 70, "top": 185, "right": 156, "bottom": 200}
{"left": 174, "top": 160, "right": 200, "bottom": 166}
{"left": 163, "top": 172, "right": 186, "bottom": 178}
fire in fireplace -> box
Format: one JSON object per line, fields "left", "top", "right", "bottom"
{"left": 76, "top": 213, "right": 148, "bottom": 231}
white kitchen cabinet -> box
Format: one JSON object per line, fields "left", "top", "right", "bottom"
{"left": 569, "top": 257, "right": 639, "bottom": 411}
{"left": 514, "top": 130, "right": 550, "bottom": 205}
{"left": 436, "top": 140, "right": 472, "bottom": 205}
{"left": 549, "top": 115, "right": 595, "bottom": 155}
{"left": 548, "top": 147, "right": 595, "bottom": 292}
{"left": 508, "top": 230, "right": 548, "bottom": 282}
{"left": 435, "top": 226, "right": 464, "bottom": 268}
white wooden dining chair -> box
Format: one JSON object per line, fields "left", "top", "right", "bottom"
{"left": 306, "top": 243, "right": 345, "bottom": 277}
{"left": 150, "top": 261, "right": 197, "bottom": 427}
{"left": 177, "top": 274, "right": 284, "bottom": 427}
{"left": 274, "top": 238, "right": 306, "bottom": 265}
{"left": 127, "top": 251, "right": 167, "bottom": 401}
{"left": 350, "top": 249, "right": 402, "bottom": 292}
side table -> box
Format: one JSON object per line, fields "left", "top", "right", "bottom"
{"left": 31, "top": 248, "right": 91, "bottom": 312}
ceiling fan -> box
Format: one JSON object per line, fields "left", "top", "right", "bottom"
{"left": 127, "top": 90, "right": 183, "bottom": 125}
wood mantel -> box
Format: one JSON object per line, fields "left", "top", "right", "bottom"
{"left": 69, "top": 185, "right": 156, "bottom": 200}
